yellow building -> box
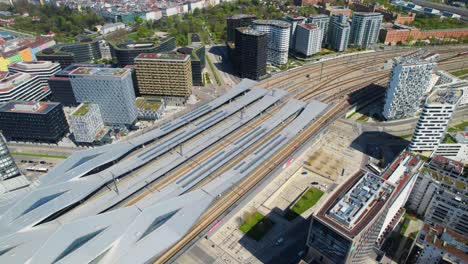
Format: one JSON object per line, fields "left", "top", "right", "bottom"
{"left": 135, "top": 53, "right": 192, "bottom": 100}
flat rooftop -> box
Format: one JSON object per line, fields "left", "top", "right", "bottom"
{"left": 227, "top": 14, "right": 256, "bottom": 20}
{"left": 8, "top": 61, "right": 59, "bottom": 71}
{"left": 429, "top": 155, "right": 464, "bottom": 176}
{"left": 328, "top": 172, "right": 394, "bottom": 228}
{"left": 69, "top": 67, "right": 129, "bottom": 77}
{"left": 136, "top": 97, "right": 163, "bottom": 111}
{"left": 427, "top": 88, "right": 462, "bottom": 105}
{"left": 71, "top": 103, "right": 90, "bottom": 116}
{"left": 421, "top": 224, "right": 468, "bottom": 263}
{"left": 0, "top": 72, "right": 35, "bottom": 93}
{"left": 253, "top": 19, "right": 291, "bottom": 28}
{"left": 315, "top": 170, "right": 395, "bottom": 238}
{"left": 236, "top": 27, "right": 266, "bottom": 36}
{"left": 0, "top": 101, "right": 59, "bottom": 114}
{"left": 298, "top": 23, "right": 319, "bottom": 30}
{"left": 53, "top": 64, "right": 111, "bottom": 78}
{"left": 135, "top": 53, "right": 190, "bottom": 62}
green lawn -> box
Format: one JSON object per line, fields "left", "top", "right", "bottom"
{"left": 400, "top": 134, "right": 413, "bottom": 140}
{"left": 443, "top": 134, "right": 457, "bottom": 144}
{"left": 205, "top": 55, "right": 221, "bottom": 85}
{"left": 400, "top": 219, "right": 410, "bottom": 235}
{"left": 451, "top": 69, "right": 468, "bottom": 77}
{"left": 447, "top": 121, "right": 468, "bottom": 133}
{"left": 11, "top": 152, "right": 68, "bottom": 159}
{"left": 285, "top": 187, "right": 324, "bottom": 221}
{"left": 357, "top": 114, "right": 370, "bottom": 122}
{"left": 239, "top": 212, "right": 274, "bottom": 241}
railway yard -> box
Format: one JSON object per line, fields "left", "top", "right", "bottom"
{"left": 0, "top": 46, "right": 466, "bottom": 264}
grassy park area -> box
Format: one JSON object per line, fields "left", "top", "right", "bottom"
{"left": 239, "top": 212, "right": 274, "bottom": 241}
{"left": 285, "top": 187, "right": 324, "bottom": 221}
{"left": 447, "top": 121, "right": 468, "bottom": 133}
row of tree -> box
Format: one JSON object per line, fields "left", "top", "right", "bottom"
{"left": 0, "top": 0, "right": 104, "bottom": 42}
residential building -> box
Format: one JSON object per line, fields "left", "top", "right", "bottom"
{"left": 307, "top": 171, "right": 395, "bottom": 264}
{"left": 69, "top": 103, "right": 106, "bottom": 143}
{"left": 134, "top": 53, "right": 192, "bottom": 105}
{"left": 350, "top": 12, "right": 383, "bottom": 49}
{"left": 0, "top": 101, "right": 69, "bottom": 143}
{"left": 101, "top": 22, "right": 125, "bottom": 35}
{"left": 383, "top": 50, "right": 437, "bottom": 120}
{"left": 99, "top": 40, "right": 112, "bottom": 60}
{"left": 415, "top": 224, "right": 468, "bottom": 264}
{"left": 234, "top": 27, "right": 267, "bottom": 80}
{"left": 109, "top": 37, "right": 177, "bottom": 66}
{"left": 0, "top": 72, "right": 50, "bottom": 103}
{"left": 136, "top": 97, "right": 166, "bottom": 120}
{"left": 284, "top": 15, "right": 306, "bottom": 49}
{"left": 226, "top": 14, "right": 257, "bottom": 42}
{"left": 409, "top": 88, "right": 462, "bottom": 151}
{"left": 376, "top": 152, "right": 422, "bottom": 245}
{"left": 177, "top": 43, "right": 205, "bottom": 86}
{"left": 329, "top": 14, "right": 350, "bottom": 52}
{"left": 70, "top": 67, "right": 138, "bottom": 126}
{"left": 307, "top": 14, "right": 329, "bottom": 45}
{"left": 294, "top": 24, "right": 323, "bottom": 57}
{"left": 48, "top": 64, "right": 111, "bottom": 106}
{"left": 36, "top": 38, "right": 102, "bottom": 68}
{"left": 408, "top": 155, "right": 468, "bottom": 236}
{"left": 252, "top": 20, "right": 290, "bottom": 65}
{"left": 0, "top": 132, "right": 19, "bottom": 180}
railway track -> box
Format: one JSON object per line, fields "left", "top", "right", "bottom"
{"left": 153, "top": 48, "right": 468, "bottom": 263}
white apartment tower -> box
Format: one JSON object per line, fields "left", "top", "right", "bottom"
{"left": 409, "top": 88, "right": 462, "bottom": 151}
{"left": 284, "top": 15, "right": 306, "bottom": 49}
{"left": 252, "top": 20, "right": 291, "bottom": 65}
{"left": 307, "top": 14, "right": 329, "bottom": 45}
{"left": 383, "top": 51, "right": 437, "bottom": 120}
{"left": 69, "top": 103, "right": 105, "bottom": 143}
{"left": 294, "top": 24, "right": 323, "bottom": 57}
{"left": 350, "top": 12, "right": 382, "bottom": 49}
{"left": 0, "top": 132, "right": 19, "bottom": 180}
{"left": 329, "top": 14, "right": 350, "bottom": 52}
{"left": 70, "top": 67, "right": 138, "bottom": 126}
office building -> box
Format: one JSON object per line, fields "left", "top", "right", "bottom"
{"left": 48, "top": 64, "right": 111, "bottom": 106}
{"left": 0, "top": 72, "right": 50, "bottom": 103}
{"left": 135, "top": 53, "right": 192, "bottom": 103}
{"left": 0, "top": 132, "right": 20, "bottom": 180}
{"left": 307, "top": 14, "right": 329, "bottom": 45}
{"left": 408, "top": 155, "right": 468, "bottom": 236}
{"left": 177, "top": 43, "right": 205, "bottom": 86}
{"left": 376, "top": 152, "right": 421, "bottom": 244}
{"left": 383, "top": 50, "right": 437, "bottom": 120}
{"left": 409, "top": 88, "right": 462, "bottom": 151}
{"left": 109, "top": 37, "right": 176, "bottom": 66}
{"left": 329, "top": 14, "right": 351, "bottom": 52}
{"left": 252, "top": 20, "right": 290, "bottom": 65}
{"left": 234, "top": 27, "right": 267, "bottom": 80}
{"left": 70, "top": 67, "right": 138, "bottom": 126}
{"left": 8, "top": 61, "right": 61, "bottom": 82}
{"left": 294, "top": 23, "right": 323, "bottom": 57}
{"left": 415, "top": 224, "right": 468, "bottom": 264}
{"left": 350, "top": 13, "right": 383, "bottom": 49}
{"left": 284, "top": 15, "right": 306, "bottom": 49}
{"left": 69, "top": 103, "right": 106, "bottom": 143}
{"left": 0, "top": 101, "right": 69, "bottom": 143}
{"left": 36, "top": 38, "right": 102, "bottom": 68}
{"left": 226, "top": 14, "right": 257, "bottom": 42}
{"left": 307, "top": 171, "right": 395, "bottom": 264}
